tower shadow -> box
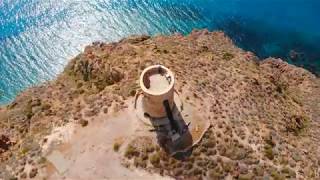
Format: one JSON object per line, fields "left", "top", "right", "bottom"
{"left": 148, "top": 103, "right": 193, "bottom": 160}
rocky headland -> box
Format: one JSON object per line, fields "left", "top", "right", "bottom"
{"left": 0, "top": 30, "right": 319, "bottom": 179}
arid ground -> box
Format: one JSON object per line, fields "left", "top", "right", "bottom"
{"left": 1, "top": 30, "right": 319, "bottom": 179}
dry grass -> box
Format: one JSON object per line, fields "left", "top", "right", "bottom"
{"left": 113, "top": 142, "right": 121, "bottom": 152}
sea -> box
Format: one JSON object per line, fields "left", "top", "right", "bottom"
{"left": 1, "top": 0, "right": 320, "bottom": 105}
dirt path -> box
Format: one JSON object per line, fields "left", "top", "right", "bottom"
{"left": 39, "top": 100, "right": 171, "bottom": 180}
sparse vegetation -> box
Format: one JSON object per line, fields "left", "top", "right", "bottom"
{"left": 124, "top": 144, "right": 139, "bottom": 159}
{"left": 37, "top": 157, "right": 47, "bottom": 164}
{"left": 113, "top": 142, "right": 121, "bottom": 152}
{"left": 41, "top": 103, "right": 51, "bottom": 111}
{"left": 24, "top": 100, "right": 34, "bottom": 119}
{"left": 79, "top": 60, "right": 92, "bottom": 81}
{"left": 20, "top": 147, "right": 29, "bottom": 155}
{"left": 271, "top": 170, "right": 285, "bottom": 180}
{"left": 146, "top": 145, "right": 155, "bottom": 153}
{"left": 281, "top": 167, "right": 296, "bottom": 178}
{"left": 149, "top": 153, "right": 160, "bottom": 167}
{"left": 79, "top": 119, "right": 88, "bottom": 127}
{"left": 134, "top": 157, "right": 147, "bottom": 168}
{"left": 264, "top": 145, "right": 274, "bottom": 160}
{"left": 222, "top": 52, "right": 234, "bottom": 61}
{"left": 1, "top": 30, "right": 319, "bottom": 179}
{"left": 208, "top": 168, "right": 224, "bottom": 179}
{"left": 286, "top": 114, "right": 309, "bottom": 135}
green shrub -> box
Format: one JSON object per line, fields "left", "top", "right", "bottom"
{"left": 24, "top": 102, "right": 34, "bottom": 119}
{"left": 286, "top": 114, "right": 309, "bottom": 135}
{"left": 79, "top": 119, "right": 88, "bottom": 127}
{"left": 20, "top": 147, "right": 29, "bottom": 155}
{"left": 113, "top": 142, "right": 121, "bottom": 152}
{"left": 146, "top": 145, "right": 155, "bottom": 153}
{"left": 134, "top": 157, "right": 147, "bottom": 168}
{"left": 271, "top": 170, "right": 285, "bottom": 180}
{"left": 149, "top": 153, "right": 160, "bottom": 166}
{"left": 125, "top": 145, "right": 139, "bottom": 159}
{"left": 264, "top": 145, "right": 274, "bottom": 160}
{"left": 140, "top": 153, "right": 148, "bottom": 161}
{"left": 38, "top": 157, "right": 47, "bottom": 164}
{"left": 223, "top": 52, "right": 234, "bottom": 61}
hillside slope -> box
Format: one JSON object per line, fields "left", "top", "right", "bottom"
{"left": 0, "top": 30, "right": 319, "bottom": 179}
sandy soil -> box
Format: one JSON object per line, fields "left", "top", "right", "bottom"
{"left": 37, "top": 100, "right": 170, "bottom": 179}
{"left": 1, "top": 30, "right": 319, "bottom": 179}
{"left": 38, "top": 90, "right": 208, "bottom": 179}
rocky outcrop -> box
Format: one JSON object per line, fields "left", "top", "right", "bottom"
{"left": 0, "top": 30, "right": 319, "bottom": 179}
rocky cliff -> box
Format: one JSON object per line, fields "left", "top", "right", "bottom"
{"left": 0, "top": 30, "right": 319, "bottom": 179}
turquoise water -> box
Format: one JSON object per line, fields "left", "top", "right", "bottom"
{"left": 1, "top": 0, "right": 320, "bottom": 104}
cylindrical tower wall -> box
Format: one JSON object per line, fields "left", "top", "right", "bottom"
{"left": 139, "top": 65, "right": 175, "bottom": 118}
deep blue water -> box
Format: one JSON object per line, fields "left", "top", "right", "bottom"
{"left": 1, "top": 0, "right": 320, "bottom": 104}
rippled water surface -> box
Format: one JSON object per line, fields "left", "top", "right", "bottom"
{"left": 1, "top": 0, "right": 320, "bottom": 104}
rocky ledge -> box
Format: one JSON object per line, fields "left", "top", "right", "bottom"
{"left": 0, "top": 30, "right": 319, "bottom": 179}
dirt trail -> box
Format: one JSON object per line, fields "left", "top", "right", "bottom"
{"left": 40, "top": 100, "right": 171, "bottom": 180}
